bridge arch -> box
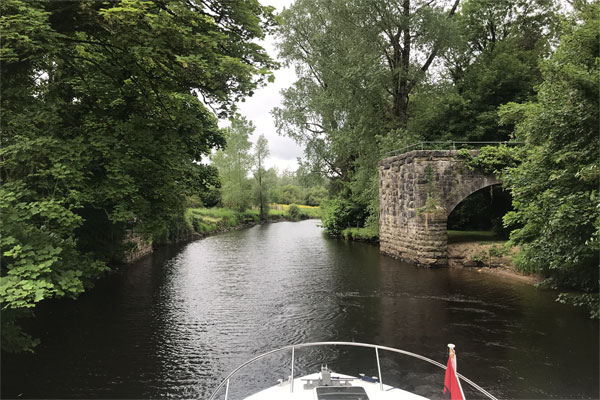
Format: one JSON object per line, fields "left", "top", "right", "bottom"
{"left": 446, "top": 177, "right": 502, "bottom": 216}
{"left": 378, "top": 149, "right": 501, "bottom": 267}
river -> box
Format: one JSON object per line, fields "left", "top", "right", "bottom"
{"left": 2, "top": 220, "right": 598, "bottom": 399}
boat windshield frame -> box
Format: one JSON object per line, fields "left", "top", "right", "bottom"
{"left": 208, "top": 341, "right": 498, "bottom": 400}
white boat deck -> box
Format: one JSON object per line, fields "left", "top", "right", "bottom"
{"left": 209, "top": 342, "right": 498, "bottom": 400}
{"left": 244, "top": 371, "right": 428, "bottom": 400}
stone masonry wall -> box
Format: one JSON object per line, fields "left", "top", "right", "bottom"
{"left": 379, "top": 150, "right": 500, "bottom": 267}
{"left": 122, "top": 229, "right": 153, "bottom": 263}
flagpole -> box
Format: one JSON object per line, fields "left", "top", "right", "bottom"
{"left": 448, "top": 344, "right": 466, "bottom": 400}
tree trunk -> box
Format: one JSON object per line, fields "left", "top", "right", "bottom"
{"left": 390, "top": 0, "right": 411, "bottom": 128}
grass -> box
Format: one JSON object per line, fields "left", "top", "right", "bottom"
{"left": 184, "top": 204, "right": 322, "bottom": 236}
{"left": 185, "top": 208, "right": 258, "bottom": 235}
{"left": 341, "top": 225, "right": 379, "bottom": 242}
{"left": 269, "top": 203, "right": 321, "bottom": 218}
{"left": 447, "top": 230, "right": 505, "bottom": 244}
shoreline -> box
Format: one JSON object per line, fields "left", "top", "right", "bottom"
{"left": 125, "top": 215, "right": 317, "bottom": 264}
{"left": 448, "top": 241, "right": 543, "bottom": 284}
{"left": 469, "top": 264, "right": 543, "bottom": 284}
{"left": 130, "top": 220, "right": 543, "bottom": 286}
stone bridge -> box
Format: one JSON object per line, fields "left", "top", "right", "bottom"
{"left": 378, "top": 150, "right": 500, "bottom": 267}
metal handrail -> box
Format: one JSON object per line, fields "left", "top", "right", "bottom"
{"left": 383, "top": 141, "right": 524, "bottom": 157}
{"left": 208, "top": 341, "right": 499, "bottom": 400}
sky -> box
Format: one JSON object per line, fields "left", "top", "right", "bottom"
{"left": 217, "top": 0, "right": 302, "bottom": 173}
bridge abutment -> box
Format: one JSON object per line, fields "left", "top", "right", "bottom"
{"left": 378, "top": 150, "right": 500, "bottom": 267}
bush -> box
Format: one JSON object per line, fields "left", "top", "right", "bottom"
{"left": 185, "top": 195, "right": 204, "bottom": 209}
{"left": 279, "top": 185, "right": 303, "bottom": 205}
{"left": 288, "top": 204, "right": 301, "bottom": 220}
{"left": 320, "top": 197, "right": 367, "bottom": 236}
{"left": 341, "top": 225, "right": 379, "bottom": 242}
{"left": 199, "top": 185, "right": 221, "bottom": 208}
{"left": 305, "top": 186, "right": 328, "bottom": 206}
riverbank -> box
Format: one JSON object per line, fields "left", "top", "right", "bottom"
{"left": 184, "top": 206, "right": 320, "bottom": 237}
{"left": 341, "top": 226, "right": 379, "bottom": 242}
{"left": 447, "top": 241, "right": 542, "bottom": 284}
{"left": 337, "top": 228, "right": 542, "bottom": 283}
{"left": 446, "top": 230, "right": 543, "bottom": 283}
{"left": 124, "top": 206, "right": 321, "bottom": 263}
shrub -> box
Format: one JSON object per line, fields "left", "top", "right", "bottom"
{"left": 320, "top": 197, "right": 367, "bottom": 236}
{"left": 288, "top": 204, "right": 301, "bottom": 220}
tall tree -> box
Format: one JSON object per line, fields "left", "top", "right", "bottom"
{"left": 0, "top": 0, "right": 276, "bottom": 351}
{"left": 252, "top": 134, "right": 270, "bottom": 220}
{"left": 411, "top": 0, "right": 558, "bottom": 141}
{"left": 274, "top": 0, "right": 460, "bottom": 230}
{"left": 500, "top": 2, "right": 599, "bottom": 315}
{"left": 211, "top": 116, "right": 254, "bottom": 211}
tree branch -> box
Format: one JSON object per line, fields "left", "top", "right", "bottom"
{"left": 411, "top": 0, "right": 460, "bottom": 90}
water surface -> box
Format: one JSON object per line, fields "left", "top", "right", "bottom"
{"left": 2, "top": 220, "right": 598, "bottom": 399}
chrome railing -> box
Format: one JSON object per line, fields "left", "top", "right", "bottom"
{"left": 383, "top": 141, "right": 524, "bottom": 157}
{"left": 208, "top": 341, "right": 498, "bottom": 400}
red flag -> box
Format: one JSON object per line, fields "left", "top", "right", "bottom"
{"left": 443, "top": 345, "right": 465, "bottom": 400}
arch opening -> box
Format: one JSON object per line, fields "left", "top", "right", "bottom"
{"left": 447, "top": 184, "right": 512, "bottom": 242}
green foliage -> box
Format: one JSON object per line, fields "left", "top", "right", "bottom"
{"left": 274, "top": 0, "right": 562, "bottom": 249}
{"left": 0, "top": 0, "right": 276, "bottom": 352}
{"left": 341, "top": 225, "right": 379, "bottom": 242}
{"left": 457, "top": 145, "right": 525, "bottom": 176}
{"left": 414, "top": 0, "right": 558, "bottom": 142}
{"left": 287, "top": 204, "right": 301, "bottom": 220}
{"left": 500, "top": 3, "right": 599, "bottom": 304}
{"left": 469, "top": 244, "right": 508, "bottom": 267}
{"left": 271, "top": 203, "right": 322, "bottom": 219}
{"left": 1, "top": 309, "right": 40, "bottom": 353}
{"left": 320, "top": 198, "right": 368, "bottom": 236}
{"left": 199, "top": 185, "right": 221, "bottom": 208}
{"left": 0, "top": 182, "right": 109, "bottom": 325}
{"left": 185, "top": 206, "right": 315, "bottom": 233}
{"left": 185, "top": 207, "right": 254, "bottom": 234}
{"left": 185, "top": 195, "right": 204, "bottom": 209}
{"left": 470, "top": 251, "right": 486, "bottom": 264}
{"left": 556, "top": 293, "right": 599, "bottom": 319}
{"left": 275, "top": 0, "right": 460, "bottom": 233}
{"left": 211, "top": 116, "right": 255, "bottom": 211}
{"left": 488, "top": 244, "right": 508, "bottom": 258}
{"left": 304, "top": 186, "right": 328, "bottom": 206}
{"left": 252, "top": 134, "right": 271, "bottom": 221}
{"left": 297, "top": 206, "right": 322, "bottom": 219}
{"left": 418, "top": 195, "right": 444, "bottom": 215}
{"left": 277, "top": 184, "right": 303, "bottom": 205}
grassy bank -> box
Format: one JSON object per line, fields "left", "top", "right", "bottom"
{"left": 270, "top": 203, "right": 321, "bottom": 219}
{"left": 183, "top": 205, "right": 321, "bottom": 236}
{"left": 341, "top": 226, "right": 379, "bottom": 242}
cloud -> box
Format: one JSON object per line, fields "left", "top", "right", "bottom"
{"left": 219, "top": 0, "right": 304, "bottom": 172}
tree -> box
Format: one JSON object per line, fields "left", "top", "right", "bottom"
{"left": 410, "top": 0, "right": 559, "bottom": 142}
{"left": 252, "top": 134, "right": 270, "bottom": 220}
{"left": 499, "top": 2, "right": 599, "bottom": 315}
{"left": 211, "top": 116, "right": 254, "bottom": 211}
{"left": 0, "top": 0, "right": 276, "bottom": 352}
{"left": 304, "top": 186, "right": 329, "bottom": 206}
{"left": 278, "top": 185, "right": 303, "bottom": 205}
{"left": 274, "top": 0, "right": 461, "bottom": 229}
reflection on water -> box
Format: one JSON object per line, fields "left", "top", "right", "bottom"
{"left": 2, "top": 220, "right": 598, "bottom": 399}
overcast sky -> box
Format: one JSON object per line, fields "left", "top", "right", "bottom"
{"left": 218, "top": 0, "right": 302, "bottom": 173}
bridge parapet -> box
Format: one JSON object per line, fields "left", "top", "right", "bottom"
{"left": 379, "top": 150, "right": 500, "bottom": 267}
